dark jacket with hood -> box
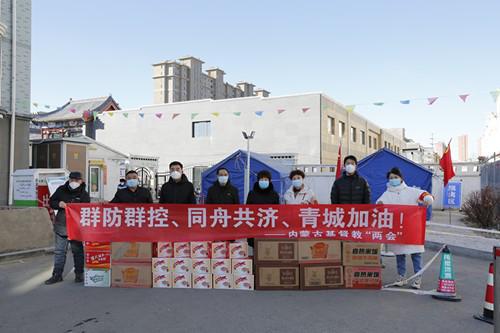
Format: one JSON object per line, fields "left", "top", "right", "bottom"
{"left": 330, "top": 171, "right": 371, "bottom": 204}
{"left": 159, "top": 174, "right": 196, "bottom": 204}
{"left": 110, "top": 187, "right": 153, "bottom": 203}
{"left": 49, "top": 181, "right": 91, "bottom": 236}
{"left": 206, "top": 180, "right": 240, "bottom": 204}
{"left": 246, "top": 181, "right": 280, "bottom": 205}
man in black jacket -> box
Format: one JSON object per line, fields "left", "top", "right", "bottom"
{"left": 331, "top": 155, "right": 371, "bottom": 204}
{"left": 110, "top": 170, "right": 153, "bottom": 203}
{"left": 45, "top": 171, "right": 90, "bottom": 285}
{"left": 159, "top": 161, "right": 196, "bottom": 204}
{"left": 246, "top": 170, "right": 280, "bottom": 205}
{"left": 206, "top": 167, "right": 240, "bottom": 204}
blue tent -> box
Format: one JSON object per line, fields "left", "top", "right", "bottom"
{"left": 357, "top": 148, "right": 433, "bottom": 219}
{"left": 201, "top": 150, "right": 292, "bottom": 203}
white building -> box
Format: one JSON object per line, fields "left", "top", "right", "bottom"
{"left": 479, "top": 97, "right": 500, "bottom": 158}
{"left": 96, "top": 93, "right": 407, "bottom": 184}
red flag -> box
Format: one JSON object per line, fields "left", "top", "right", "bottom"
{"left": 336, "top": 144, "right": 342, "bottom": 179}
{"left": 439, "top": 141, "right": 455, "bottom": 187}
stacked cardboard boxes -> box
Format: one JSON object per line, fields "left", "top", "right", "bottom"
{"left": 84, "top": 242, "right": 111, "bottom": 287}
{"left": 111, "top": 242, "right": 153, "bottom": 288}
{"left": 343, "top": 242, "right": 382, "bottom": 289}
{"left": 255, "top": 239, "right": 300, "bottom": 290}
{"left": 298, "top": 240, "right": 343, "bottom": 290}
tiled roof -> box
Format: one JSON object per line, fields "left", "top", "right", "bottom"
{"left": 34, "top": 96, "right": 118, "bottom": 122}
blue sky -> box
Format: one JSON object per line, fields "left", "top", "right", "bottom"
{"left": 32, "top": 1, "right": 500, "bottom": 158}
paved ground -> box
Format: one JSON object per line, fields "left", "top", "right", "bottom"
{"left": 0, "top": 249, "right": 493, "bottom": 333}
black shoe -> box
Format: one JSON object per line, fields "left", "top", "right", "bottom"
{"left": 45, "top": 275, "right": 63, "bottom": 285}
{"left": 75, "top": 273, "right": 84, "bottom": 283}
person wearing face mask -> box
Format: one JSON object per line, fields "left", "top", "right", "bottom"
{"left": 110, "top": 170, "right": 153, "bottom": 203}
{"left": 159, "top": 161, "right": 197, "bottom": 204}
{"left": 284, "top": 170, "right": 318, "bottom": 205}
{"left": 206, "top": 168, "right": 240, "bottom": 204}
{"left": 246, "top": 170, "right": 280, "bottom": 205}
{"left": 45, "top": 171, "right": 90, "bottom": 285}
{"left": 376, "top": 167, "right": 434, "bottom": 289}
{"left": 330, "top": 155, "right": 371, "bottom": 204}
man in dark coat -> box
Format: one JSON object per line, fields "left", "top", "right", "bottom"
{"left": 111, "top": 170, "right": 153, "bottom": 203}
{"left": 246, "top": 170, "right": 280, "bottom": 205}
{"left": 159, "top": 161, "right": 196, "bottom": 204}
{"left": 330, "top": 155, "right": 371, "bottom": 204}
{"left": 45, "top": 171, "right": 90, "bottom": 285}
{"left": 206, "top": 167, "right": 240, "bottom": 204}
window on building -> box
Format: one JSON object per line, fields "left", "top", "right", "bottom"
{"left": 192, "top": 121, "right": 211, "bottom": 138}
{"left": 338, "top": 121, "right": 346, "bottom": 138}
{"left": 361, "top": 130, "right": 366, "bottom": 145}
{"left": 369, "top": 135, "right": 372, "bottom": 148}
{"left": 327, "top": 116, "right": 335, "bottom": 135}
{"left": 351, "top": 127, "right": 356, "bottom": 142}
{"left": 373, "top": 138, "right": 378, "bottom": 149}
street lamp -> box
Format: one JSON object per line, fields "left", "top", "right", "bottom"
{"left": 242, "top": 131, "right": 255, "bottom": 199}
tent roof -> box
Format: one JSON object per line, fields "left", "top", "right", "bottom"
{"left": 359, "top": 148, "right": 432, "bottom": 175}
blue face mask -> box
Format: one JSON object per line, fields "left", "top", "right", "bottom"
{"left": 292, "top": 179, "right": 303, "bottom": 189}
{"left": 127, "top": 179, "right": 139, "bottom": 188}
{"left": 259, "top": 180, "right": 270, "bottom": 190}
{"left": 388, "top": 178, "right": 401, "bottom": 187}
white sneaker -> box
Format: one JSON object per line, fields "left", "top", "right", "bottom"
{"left": 394, "top": 275, "right": 407, "bottom": 287}
{"left": 411, "top": 276, "right": 422, "bottom": 289}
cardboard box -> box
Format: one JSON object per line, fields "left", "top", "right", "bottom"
{"left": 211, "top": 241, "right": 229, "bottom": 259}
{"left": 172, "top": 258, "right": 192, "bottom": 273}
{"left": 111, "top": 242, "right": 152, "bottom": 261}
{"left": 298, "top": 240, "right": 342, "bottom": 263}
{"left": 213, "top": 274, "right": 232, "bottom": 289}
{"left": 231, "top": 259, "right": 253, "bottom": 275}
{"left": 211, "top": 259, "right": 231, "bottom": 275}
{"left": 255, "top": 239, "right": 298, "bottom": 264}
{"left": 84, "top": 242, "right": 111, "bottom": 251}
{"left": 85, "top": 250, "right": 111, "bottom": 269}
{"left": 230, "top": 242, "right": 248, "bottom": 259}
{"left": 173, "top": 273, "right": 191, "bottom": 288}
{"left": 84, "top": 268, "right": 110, "bottom": 287}
{"left": 233, "top": 274, "right": 254, "bottom": 290}
{"left": 192, "top": 258, "right": 211, "bottom": 274}
{"left": 344, "top": 266, "right": 382, "bottom": 289}
{"left": 174, "top": 242, "right": 191, "bottom": 258}
{"left": 157, "top": 242, "right": 174, "bottom": 258}
{"left": 153, "top": 273, "right": 172, "bottom": 288}
{"left": 342, "top": 243, "right": 381, "bottom": 266}
{"left": 255, "top": 266, "right": 300, "bottom": 290}
{"left": 152, "top": 258, "right": 172, "bottom": 275}
{"left": 111, "top": 262, "right": 152, "bottom": 288}
{"left": 190, "top": 241, "right": 211, "bottom": 258}
{"left": 300, "top": 264, "right": 344, "bottom": 290}
{"left": 192, "top": 274, "right": 212, "bottom": 289}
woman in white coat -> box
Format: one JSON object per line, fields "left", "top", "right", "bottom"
{"left": 376, "top": 167, "right": 433, "bottom": 289}
{"left": 284, "top": 170, "right": 318, "bottom": 205}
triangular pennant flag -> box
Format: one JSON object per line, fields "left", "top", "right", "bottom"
{"left": 122, "top": 113, "right": 129, "bottom": 118}
{"left": 373, "top": 102, "right": 384, "bottom": 106}
{"left": 93, "top": 111, "right": 98, "bottom": 119}
{"left": 138, "top": 112, "right": 145, "bottom": 118}
{"left": 33, "top": 102, "right": 39, "bottom": 107}
{"left": 211, "top": 112, "right": 220, "bottom": 117}
{"left": 400, "top": 100, "right": 410, "bottom": 105}
{"left": 255, "top": 111, "right": 264, "bottom": 117}
{"left": 69, "top": 108, "right": 76, "bottom": 113}
{"left": 277, "top": 109, "right": 286, "bottom": 114}
{"left": 233, "top": 112, "right": 241, "bottom": 116}
{"left": 458, "top": 94, "right": 469, "bottom": 102}
{"left": 155, "top": 113, "right": 163, "bottom": 119}
{"left": 172, "top": 113, "right": 180, "bottom": 119}
{"left": 302, "top": 107, "right": 310, "bottom": 113}
{"left": 191, "top": 113, "right": 199, "bottom": 119}
{"left": 490, "top": 89, "right": 500, "bottom": 102}
{"left": 427, "top": 97, "right": 439, "bottom": 105}
{"left": 108, "top": 112, "right": 114, "bottom": 117}
{"left": 346, "top": 105, "right": 355, "bottom": 112}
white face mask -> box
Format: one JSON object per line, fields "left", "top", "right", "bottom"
{"left": 345, "top": 164, "right": 356, "bottom": 174}
{"left": 218, "top": 176, "right": 229, "bottom": 185}
{"left": 171, "top": 171, "right": 182, "bottom": 180}
{"left": 69, "top": 181, "right": 80, "bottom": 190}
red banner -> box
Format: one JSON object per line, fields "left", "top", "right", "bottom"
{"left": 66, "top": 204, "right": 426, "bottom": 244}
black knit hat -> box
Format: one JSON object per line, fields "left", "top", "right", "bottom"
{"left": 343, "top": 155, "right": 358, "bottom": 165}
{"left": 69, "top": 171, "right": 82, "bottom": 180}
{"left": 386, "top": 167, "right": 404, "bottom": 179}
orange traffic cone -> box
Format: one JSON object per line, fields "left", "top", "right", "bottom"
{"left": 432, "top": 246, "right": 462, "bottom": 301}
{"left": 473, "top": 263, "right": 494, "bottom": 325}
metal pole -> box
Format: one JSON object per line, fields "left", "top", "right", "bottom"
{"left": 7, "top": 0, "right": 17, "bottom": 206}
{"left": 245, "top": 138, "right": 250, "bottom": 200}
{"left": 495, "top": 246, "right": 499, "bottom": 332}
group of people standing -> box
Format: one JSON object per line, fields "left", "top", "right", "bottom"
{"left": 45, "top": 155, "right": 433, "bottom": 290}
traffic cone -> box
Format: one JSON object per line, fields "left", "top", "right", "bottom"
{"left": 473, "top": 263, "right": 494, "bottom": 325}
{"left": 432, "top": 246, "right": 462, "bottom": 302}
